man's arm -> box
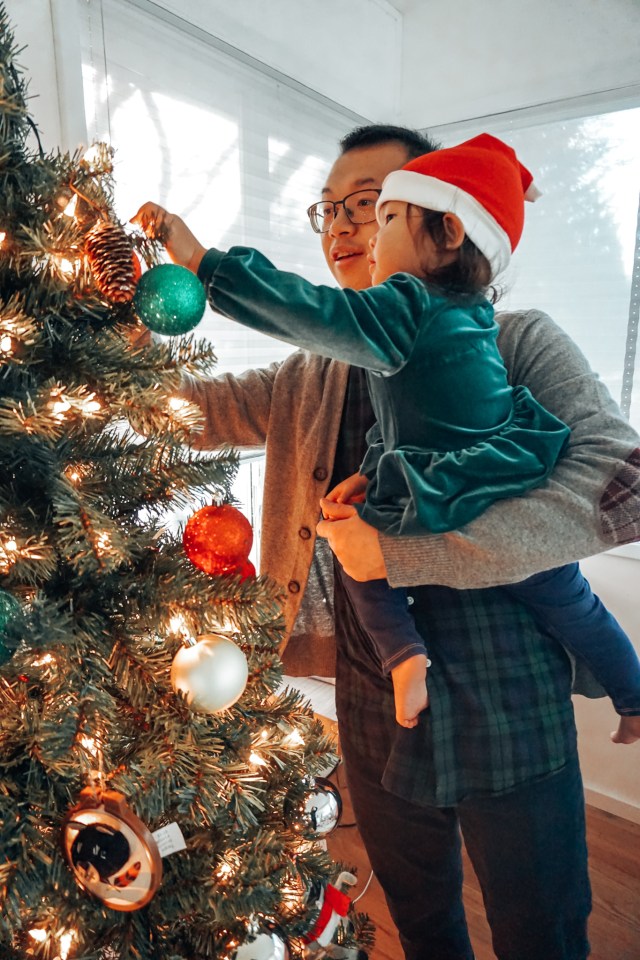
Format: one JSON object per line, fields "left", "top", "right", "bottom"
{"left": 180, "top": 363, "right": 277, "bottom": 452}
{"left": 321, "top": 310, "right": 640, "bottom": 588}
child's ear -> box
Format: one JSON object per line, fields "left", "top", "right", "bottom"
{"left": 442, "top": 213, "right": 466, "bottom": 250}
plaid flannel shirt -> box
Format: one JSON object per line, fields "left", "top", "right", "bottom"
{"left": 332, "top": 367, "right": 577, "bottom": 807}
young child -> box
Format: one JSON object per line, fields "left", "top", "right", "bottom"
{"left": 133, "top": 133, "right": 640, "bottom": 736}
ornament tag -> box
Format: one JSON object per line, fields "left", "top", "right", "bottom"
{"left": 151, "top": 822, "right": 187, "bottom": 857}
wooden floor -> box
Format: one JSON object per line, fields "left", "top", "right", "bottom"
{"left": 326, "top": 764, "right": 640, "bottom": 960}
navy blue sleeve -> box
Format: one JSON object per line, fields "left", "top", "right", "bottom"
{"left": 505, "top": 563, "right": 640, "bottom": 715}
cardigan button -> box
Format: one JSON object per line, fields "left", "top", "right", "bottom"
{"left": 298, "top": 526, "right": 311, "bottom": 540}
{"left": 288, "top": 580, "right": 301, "bottom": 594}
{"left": 313, "top": 466, "right": 328, "bottom": 481}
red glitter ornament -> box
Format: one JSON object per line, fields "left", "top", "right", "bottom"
{"left": 183, "top": 504, "right": 253, "bottom": 576}
{"left": 238, "top": 559, "right": 256, "bottom": 581}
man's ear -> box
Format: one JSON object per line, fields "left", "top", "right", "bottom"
{"left": 442, "top": 213, "right": 466, "bottom": 250}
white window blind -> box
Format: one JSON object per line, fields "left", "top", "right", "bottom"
{"left": 78, "top": 0, "right": 360, "bottom": 374}
{"left": 432, "top": 103, "right": 640, "bottom": 433}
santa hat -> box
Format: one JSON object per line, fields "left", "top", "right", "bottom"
{"left": 377, "top": 133, "right": 540, "bottom": 276}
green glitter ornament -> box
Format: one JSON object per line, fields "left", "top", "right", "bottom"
{"left": 132, "top": 263, "right": 206, "bottom": 335}
{"left": 0, "top": 589, "right": 23, "bottom": 665}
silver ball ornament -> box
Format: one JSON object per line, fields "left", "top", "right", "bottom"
{"left": 170, "top": 633, "right": 248, "bottom": 713}
{"left": 286, "top": 776, "right": 342, "bottom": 837}
{"left": 234, "top": 932, "right": 288, "bottom": 960}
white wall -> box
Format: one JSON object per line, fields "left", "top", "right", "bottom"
{"left": 134, "top": 0, "right": 402, "bottom": 123}
{"left": 398, "top": 0, "right": 640, "bottom": 127}
{"left": 5, "top": 0, "right": 86, "bottom": 152}
{"left": 575, "top": 553, "right": 640, "bottom": 822}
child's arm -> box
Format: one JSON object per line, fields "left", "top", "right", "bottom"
{"left": 133, "top": 203, "right": 429, "bottom": 374}
{"left": 324, "top": 472, "right": 368, "bottom": 505}
{"left": 505, "top": 564, "right": 640, "bottom": 743}
{"left": 130, "top": 204, "right": 207, "bottom": 274}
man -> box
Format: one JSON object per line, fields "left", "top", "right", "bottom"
{"left": 132, "top": 124, "right": 640, "bottom": 959}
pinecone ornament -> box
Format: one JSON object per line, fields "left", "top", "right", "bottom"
{"left": 85, "top": 220, "right": 141, "bottom": 303}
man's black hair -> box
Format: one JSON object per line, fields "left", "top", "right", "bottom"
{"left": 339, "top": 124, "right": 440, "bottom": 160}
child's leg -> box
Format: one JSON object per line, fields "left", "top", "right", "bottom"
{"left": 504, "top": 563, "right": 640, "bottom": 719}
{"left": 339, "top": 570, "right": 429, "bottom": 728}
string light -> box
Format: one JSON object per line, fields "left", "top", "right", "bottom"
{"left": 29, "top": 929, "right": 47, "bottom": 943}
{"left": 62, "top": 195, "right": 78, "bottom": 218}
{"left": 0, "top": 334, "right": 13, "bottom": 354}
{"left": 249, "top": 752, "right": 268, "bottom": 767}
{"left": 0, "top": 537, "right": 19, "bottom": 573}
{"left": 0, "top": 230, "right": 6, "bottom": 246}
{"left": 56, "top": 257, "right": 78, "bottom": 280}
{"left": 31, "top": 653, "right": 55, "bottom": 667}
{"left": 168, "top": 613, "right": 192, "bottom": 639}
{"left": 282, "top": 728, "right": 305, "bottom": 748}
{"left": 94, "top": 532, "right": 112, "bottom": 556}
{"left": 58, "top": 929, "right": 75, "bottom": 960}
{"left": 50, "top": 388, "right": 102, "bottom": 422}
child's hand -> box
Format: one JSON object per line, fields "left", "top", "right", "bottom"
{"left": 130, "top": 203, "right": 207, "bottom": 274}
{"left": 610, "top": 715, "right": 640, "bottom": 745}
{"left": 325, "top": 472, "right": 368, "bottom": 505}
{"left": 391, "top": 654, "right": 429, "bottom": 729}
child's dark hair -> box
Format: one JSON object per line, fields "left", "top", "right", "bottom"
{"left": 420, "top": 210, "right": 498, "bottom": 303}
{"left": 339, "top": 124, "right": 440, "bottom": 161}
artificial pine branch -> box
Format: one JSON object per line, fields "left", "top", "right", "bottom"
{"left": 0, "top": 5, "right": 369, "bottom": 958}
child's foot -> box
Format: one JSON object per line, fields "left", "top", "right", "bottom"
{"left": 391, "top": 654, "right": 429, "bottom": 728}
{"left": 611, "top": 715, "right": 640, "bottom": 744}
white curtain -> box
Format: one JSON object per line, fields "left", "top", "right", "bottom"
{"left": 433, "top": 106, "right": 640, "bottom": 432}
{"left": 78, "top": 0, "right": 359, "bottom": 374}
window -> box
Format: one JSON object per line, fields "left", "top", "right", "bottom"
{"left": 433, "top": 103, "right": 640, "bottom": 433}
{"left": 78, "top": 0, "right": 359, "bottom": 375}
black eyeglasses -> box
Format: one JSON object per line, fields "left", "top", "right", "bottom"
{"left": 307, "top": 189, "right": 382, "bottom": 234}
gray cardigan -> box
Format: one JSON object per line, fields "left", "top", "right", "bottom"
{"left": 182, "top": 308, "right": 640, "bottom": 676}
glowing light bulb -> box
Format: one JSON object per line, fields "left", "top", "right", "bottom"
{"left": 29, "top": 929, "right": 47, "bottom": 942}
{"left": 58, "top": 258, "right": 76, "bottom": 278}
{"left": 95, "top": 532, "right": 112, "bottom": 555}
{"left": 0, "top": 335, "right": 12, "bottom": 354}
{"left": 59, "top": 929, "right": 75, "bottom": 959}
{"left": 79, "top": 736, "right": 98, "bottom": 756}
{"left": 169, "top": 614, "right": 190, "bottom": 637}
{"left": 249, "top": 751, "right": 268, "bottom": 767}
{"left": 82, "top": 144, "right": 101, "bottom": 166}
{"left": 32, "top": 653, "right": 55, "bottom": 667}
{"left": 52, "top": 397, "right": 72, "bottom": 420}
{"left": 283, "top": 728, "right": 305, "bottom": 748}
{"left": 62, "top": 195, "right": 78, "bottom": 218}
{"left": 0, "top": 231, "right": 6, "bottom": 247}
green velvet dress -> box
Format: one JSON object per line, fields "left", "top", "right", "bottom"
{"left": 199, "top": 246, "right": 570, "bottom": 536}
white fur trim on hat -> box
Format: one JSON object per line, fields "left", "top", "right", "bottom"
{"left": 377, "top": 170, "right": 512, "bottom": 276}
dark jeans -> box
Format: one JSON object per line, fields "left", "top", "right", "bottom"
{"left": 341, "top": 743, "right": 591, "bottom": 960}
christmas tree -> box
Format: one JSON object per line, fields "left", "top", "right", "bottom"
{"left": 0, "top": 7, "right": 370, "bottom": 958}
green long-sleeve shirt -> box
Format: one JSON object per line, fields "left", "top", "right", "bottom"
{"left": 198, "top": 246, "right": 569, "bottom": 535}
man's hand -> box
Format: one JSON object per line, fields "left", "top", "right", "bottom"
{"left": 130, "top": 203, "right": 207, "bottom": 274}
{"left": 610, "top": 715, "right": 640, "bottom": 745}
{"left": 317, "top": 499, "right": 387, "bottom": 581}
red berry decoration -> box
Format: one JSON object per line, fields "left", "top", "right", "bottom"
{"left": 183, "top": 505, "right": 253, "bottom": 576}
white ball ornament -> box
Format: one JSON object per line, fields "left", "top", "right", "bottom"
{"left": 234, "top": 932, "right": 288, "bottom": 960}
{"left": 170, "top": 633, "right": 248, "bottom": 714}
